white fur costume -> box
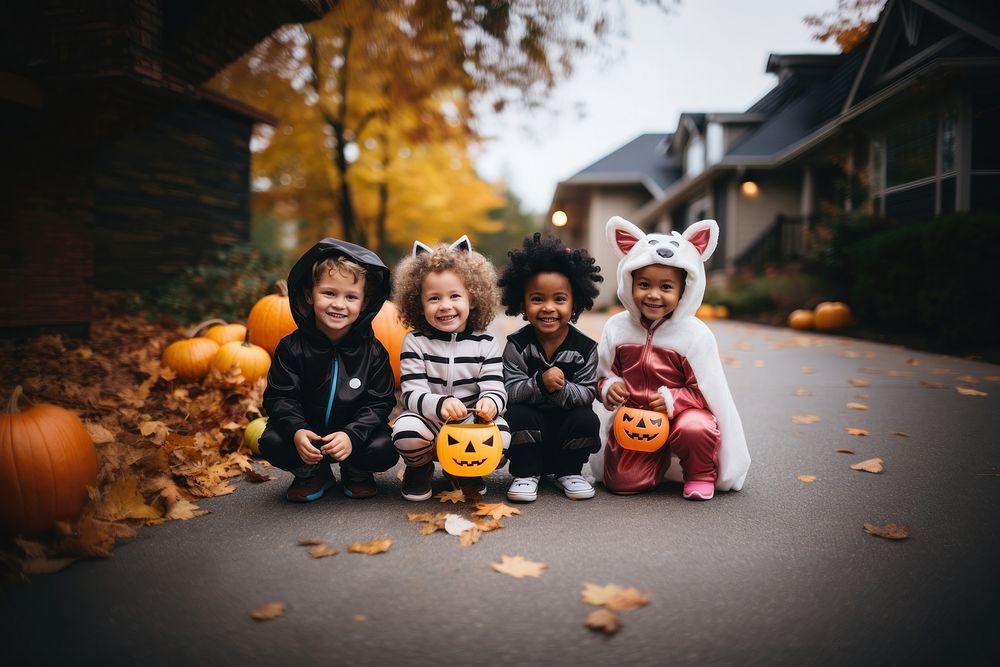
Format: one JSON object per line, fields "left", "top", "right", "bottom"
{"left": 590, "top": 217, "right": 750, "bottom": 491}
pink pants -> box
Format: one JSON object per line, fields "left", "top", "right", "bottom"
{"left": 603, "top": 408, "right": 720, "bottom": 494}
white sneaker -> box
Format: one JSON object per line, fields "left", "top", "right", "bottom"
{"left": 552, "top": 474, "right": 595, "bottom": 500}
{"left": 506, "top": 476, "right": 540, "bottom": 502}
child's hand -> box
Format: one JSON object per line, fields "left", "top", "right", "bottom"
{"left": 648, "top": 393, "right": 667, "bottom": 414}
{"left": 604, "top": 382, "right": 629, "bottom": 409}
{"left": 319, "top": 431, "right": 353, "bottom": 462}
{"left": 541, "top": 367, "right": 565, "bottom": 393}
{"left": 441, "top": 397, "right": 468, "bottom": 421}
{"left": 475, "top": 397, "right": 497, "bottom": 421}
{"left": 293, "top": 429, "right": 324, "bottom": 465}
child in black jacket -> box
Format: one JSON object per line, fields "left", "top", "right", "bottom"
{"left": 499, "top": 234, "right": 603, "bottom": 502}
{"left": 259, "top": 238, "right": 398, "bottom": 502}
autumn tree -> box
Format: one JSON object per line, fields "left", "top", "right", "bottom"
{"left": 211, "top": 0, "right": 674, "bottom": 257}
{"left": 804, "top": 0, "right": 886, "bottom": 52}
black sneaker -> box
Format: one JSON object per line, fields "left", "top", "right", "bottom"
{"left": 285, "top": 465, "right": 335, "bottom": 503}
{"left": 445, "top": 472, "right": 487, "bottom": 497}
{"left": 401, "top": 462, "right": 434, "bottom": 501}
{"left": 341, "top": 461, "right": 377, "bottom": 499}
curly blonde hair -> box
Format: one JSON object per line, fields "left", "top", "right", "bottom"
{"left": 393, "top": 246, "right": 500, "bottom": 334}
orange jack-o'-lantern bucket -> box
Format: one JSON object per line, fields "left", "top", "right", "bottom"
{"left": 436, "top": 422, "right": 503, "bottom": 477}
{"left": 612, "top": 407, "right": 670, "bottom": 452}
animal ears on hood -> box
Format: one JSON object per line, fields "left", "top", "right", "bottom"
{"left": 606, "top": 216, "right": 646, "bottom": 258}
{"left": 411, "top": 235, "right": 473, "bottom": 256}
{"left": 684, "top": 219, "right": 719, "bottom": 262}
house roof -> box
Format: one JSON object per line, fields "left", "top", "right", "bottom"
{"left": 561, "top": 133, "right": 681, "bottom": 195}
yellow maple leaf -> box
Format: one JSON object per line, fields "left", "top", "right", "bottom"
{"left": 955, "top": 386, "right": 987, "bottom": 397}
{"left": 491, "top": 554, "right": 547, "bottom": 579}
{"left": 798, "top": 475, "right": 817, "bottom": 483}
{"left": 474, "top": 502, "right": 521, "bottom": 520}
{"left": 851, "top": 457, "right": 883, "bottom": 473}
{"left": 436, "top": 489, "right": 467, "bottom": 504}
{"left": 863, "top": 522, "right": 909, "bottom": 540}
{"left": 585, "top": 609, "right": 621, "bottom": 635}
{"left": 848, "top": 378, "right": 871, "bottom": 387}
{"left": 348, "top": 538, "right": 394, "bottom": 555}
{"left": 791, "top": 415, "right": 821, "bottom": 424}
{"left": 249, "top": 602, "right": 286, "bottom": 621}
{"left": 459, "top": 528, "right": 482, "bottom": 547}
{"left": 307, "top": 544, "right": 340, "bottom": 559}
{"left": 847, "top": 402, "right": 868, "bottom": 410}
{"left": 846, "top": 427, "right": 869, "bottom": 436}
{"left": 96, "top": 475, "right": 162, "bottom": 521}
{"left": 581, "top": 582, "right": 651, "bottom": 611}
{"left": 165, "top": 499, "right": 208, "bottom": 521}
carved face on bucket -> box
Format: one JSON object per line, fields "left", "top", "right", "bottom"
{"left": 436, "top": 423, "right": 503, "bottom": 476}
{"left": 613, "top": 407, "right": 670, "bottom": 452}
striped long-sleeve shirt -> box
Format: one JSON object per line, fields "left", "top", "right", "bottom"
{"left": 502, "top": 324, "right": 598, "bottom": 410}
{"left": 399, "top": 329, "right": 507, "bottom": 423}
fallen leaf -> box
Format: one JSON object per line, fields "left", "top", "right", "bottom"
{"left": 436, "top": 489, "right": 467, "bottom": 504}
{"left": 955, "top": 386, "right": 987, "bottom": 397}
{"left": 95, "top": 475, "right": 162, "bottom": 521}
{"left": 581, "top": 583, "right": 650, "bottom": 612}
{"left": 165, "top": 499, "right": 209, "bottom": 521}
{"left": 846, "top": 427, "right": 869, "bottom": 436}
{"left": 243, "top": 467, "right": 275, "bottom": 483}
{"left": 798, "top": 475, "right": 817, "bottom": 483}
{"left": 474, "top": 502, "right": 521, "bottom": 520}
{"left": 472, "top": 517, "right": 504, "bottom": 532}
{"left": 585, "top": 609, "right": 620, "bottom": 635}
{"left": 863, "top": 522, "right": 909, "bottom": 540}
{"left": 848, "top": 378, "right": 871, "bottom": 387}
{"left": 890, "top": 431, "right": 910, "bottom": 437}
{"left": 459, "top": 528, "right": 482, "bottom": 546}
{"left": 491, "top": 555, "right": 547, "bottom": 579}
{"left": 801, "top": 366, "right": 816, "bottom": 374}
{"left": 791, "top": 415, "right": 821, "bottom": 424}
{"left": 931, "top": 368, "right": 953, "bottom": 375}
{"left": 250, "top": 602, "right": 286, "bottom": 621}
{"left": 847, "top": 402, "right": 868, "bottom": 410}
{"left": 886, "top": 370, "right": 913, "bottom": 377}
{"left": 835, "top": 448, "right": 855, "bottom": 454}
{"left": 905, "top": 358, "right": 920, "bottom": 366}
{"left": 297, "top": 537, "right": 323, "bottom": 546}
{"left": 919, "top": 380, "right": 944, "bottom": 388}
{"left": 851, "top": 457, "right": 883, "bottom": 473}
{"left": 348, "top": 538, "right": 394, "bottom": 555}
{"left": 956, "top": 375, "right": 977, "bottom": 384}
{"left": 353, "top": 614, "right": 368, "bottom": 622}
{"left": 84, "top": 422, "right": 117, "bottom": 445}
{"left": 307, "top": 544, "right": 340, "bottom": 559}
{"left": 858, "top": 367, "right": 881, "bottom": 374}
{"left": 444, "top": 514, "right": 476, "bottom": 536}
{"left": 794, "top": 387, "right": 812, "bottom": 396}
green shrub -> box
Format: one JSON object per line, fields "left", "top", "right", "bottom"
{"left": 118, "top": 244, "right": 289, "bottom": 326}
{"left": 705, "top": 270, "right": 823, "bottom": 316}
{"left": 844, "top": 213, "right": 1000, "bottom": 345}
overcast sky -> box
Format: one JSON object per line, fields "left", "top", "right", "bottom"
{"left": 475, "top": 0, "right": 842, "bottom": 214}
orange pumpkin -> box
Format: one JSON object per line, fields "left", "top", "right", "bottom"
{"left": 788, "top": 309, "right": 815, "bottom": 330}
{"left": 205, "top": 322, "right": 248, "bottom": 346}
{"left": 612, "top": 406, "right": 670, "bottom": 452}
{"left": 248, "top": 279, "right": 297, "bottom": 357}
{"left": 0, "top": 386, "right": 98, "bottom": 536}
{"left": 696, "top": 304, "right": 716, "bottom": 319}
{"left": 162, "top": 336, "right": 220, "bottom": 382}
{"left": 814, "top": 301, "right": 852, "bottom": 331}
{"left": 213, "top": 330, "right": 271, "bottom": 383}
{"left": 713, "top": 305, "right": 730, "bottom": 319}
{"left": 372, "top": 301, "right": 409, "bottom": 386}
{"left": 436, "top": 422, "right": 503, "bottom": 477}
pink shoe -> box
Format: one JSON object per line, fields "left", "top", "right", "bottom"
{"left": 682, "top": 480, "right": 715, "bottom": 500}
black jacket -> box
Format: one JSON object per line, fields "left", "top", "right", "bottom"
{"left": 263, "top": 238, "right": 394, "bottom": 447}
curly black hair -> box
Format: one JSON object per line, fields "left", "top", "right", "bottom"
{"left": 499, "top": 233, "right": 603, "bottom": 322}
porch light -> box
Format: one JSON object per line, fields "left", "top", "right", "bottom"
{"left": 551, "top": 210, "right": 568, "bottom": 227}
{"left": 740, "top": 180, "right": 759, "bottom": 197}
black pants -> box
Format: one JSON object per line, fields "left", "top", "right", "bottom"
{"left": 505, "top": 404, "right": 600, "bottom": 477}
{"left": 258, "top": 425, "right": 399, "bottom": 473}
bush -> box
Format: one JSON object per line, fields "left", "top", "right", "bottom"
{"left": 705, "top": 269, "right": 823, "bottom": 316}
{"left": 112, "top": 244, "right": 289, "bottom": 326}
{"left": 843, "top": 213, "right": 1000, "bottom": 345}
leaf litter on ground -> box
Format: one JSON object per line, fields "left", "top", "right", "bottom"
{"left": 491, "top": 555, "right": 547, "bottom": 579}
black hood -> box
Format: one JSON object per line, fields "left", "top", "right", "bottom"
{"left": 286, "top": 238, "right": 391, "bottom": 347}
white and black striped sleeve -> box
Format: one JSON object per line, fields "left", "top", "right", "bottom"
{"left": 478, "top": 336, "right": 507, "bottom": 414}
{"left": 503, "top": 339, "right": 544, "bottom": 405}
{"left": 553, "top": 344, "right": 598, "bottom": 408}
{"left": 399, "top": 333, "right": 445, "bottom": 421}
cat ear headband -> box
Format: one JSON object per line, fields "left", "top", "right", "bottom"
{"left": 411, "top": 235, "right": 472, "bottom": 256}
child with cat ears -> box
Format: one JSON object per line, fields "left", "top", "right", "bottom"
{"left": 391, "top": 236, "right": 511, "bottom": 501}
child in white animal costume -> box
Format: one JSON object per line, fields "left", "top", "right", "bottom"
{"left": 593, "top": 216, "right": 750, "bottom": 499}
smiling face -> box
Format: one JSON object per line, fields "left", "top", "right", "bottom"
{"left": 421, "top": 270, "right": 471, "bottom": 333}
{"left": 524, "top": 272, "right": 573, "bottom": 341}
{"left": 631, "top": 264, "right": 686, "bottom": 322}
{"left": 308, "top": 268, "right": 366, "bottom": 343}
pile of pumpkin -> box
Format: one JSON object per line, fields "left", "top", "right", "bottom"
{"left": 697, "top": 304, "right": 730, "bottom": 319}
{"left": 161, "top": 280, "right": 409, "bottom": 454}
{"left": 787, "top": 301, "right": 853, "bottom": 331}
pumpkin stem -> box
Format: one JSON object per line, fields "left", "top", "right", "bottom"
{"left": 242, "top": 328, "right": 253, "bottom": 347}
{"left": 5, "top": 385, "right": 24, "bottom": 415}
{"left": 276, "top": 280, "right": 288, "bottom": 297}
{"left": 185, "top": 318, "right": 228, "bottom": 338}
